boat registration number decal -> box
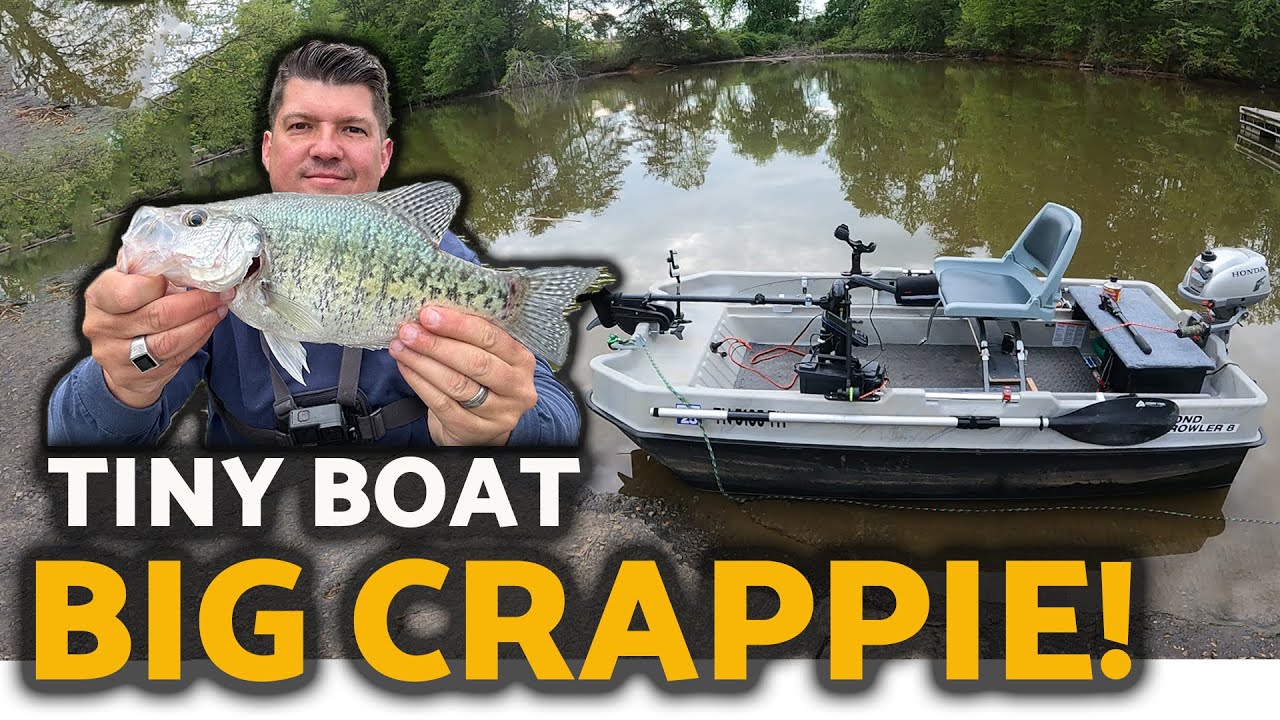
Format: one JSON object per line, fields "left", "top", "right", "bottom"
{"left": 1052, "top": 321, "right": 1086, "bottom": 347}
{"left": 675, "top": 403, "right": 701, "bottom": 425}
{"left": 1172, "top": 415, "right": 1238, "bottom": 433}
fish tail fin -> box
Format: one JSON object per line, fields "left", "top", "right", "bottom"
{"left": 502, "top": 266, "right": 615, "bottom": 368}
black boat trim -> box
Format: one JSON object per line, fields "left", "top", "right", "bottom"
{"left": 587, "top": 393, "right": 1264, "bottom": 500}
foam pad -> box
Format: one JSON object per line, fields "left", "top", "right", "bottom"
{"left": 1065, "top": 285, "right": 1214, "bottom": 370}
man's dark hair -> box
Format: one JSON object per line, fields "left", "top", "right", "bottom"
{"left": 267, "top": 40, "right": 392, "bottom": 137}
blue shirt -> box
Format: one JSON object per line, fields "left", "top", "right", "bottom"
{"left": 47, "top": 231, "right": 581, "bottom": 447}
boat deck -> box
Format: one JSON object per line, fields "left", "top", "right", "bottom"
{"left": 731, "top": 343, "right": 1099, "bottom": 393}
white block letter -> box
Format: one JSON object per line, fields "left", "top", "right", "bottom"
{"left": 450, "top": 458, "right": 516, "bottom": 527}
{"left": 151, "top": 458, "right": 213, "bottom": 526}
{"left": 315, "top": 458, "right": 370, "bottom": 526}
{"left": 375, "top": 457, "right": 445, "bottom": 528}
{"left": 223, "top": 457, "right": 282, "bottom": 527}
{"left": 521, "top": 458, "right": 579, "bottom": 527}
{"left": 47, "top": 457, "right": 108, "bottom": 527}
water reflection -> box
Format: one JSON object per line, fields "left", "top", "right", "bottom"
{"left": 9, "top": 57, "right": 1278, "bottom": 313}
{"left": 0, "top": 0, "right": 234, "bottom": 106}
{"left": 394, "top": 84, "right": 633, "bottom": 240}
{"left": 452, "top": 61, "right": 1279, "bottom": 319}
{"left": 617, "top": 450, "right": 1230, "bottom": 563}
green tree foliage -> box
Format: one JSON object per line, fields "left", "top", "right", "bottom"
{"left": 2, "top": 0, "right": 314, "bottom": 255}
{"left": 618, "top": 0, "right": 737, "bottom": 63}
{"left": 811, "top": 0, "right": 1279, "bottom": 84}
{"left": 855, "top": 0, "right": 960, "bottom": 51}
{"left": 423, "top": 0, "right": 511, "bottom": 96}
{"left": 1235, "top": 0, "right": 1280, "bottom": 84}
{"left": 710, "top": 0, "right": 802, "bottom": 34}
{"left": 815, "top": 0, "right": 868, "bottom": 39}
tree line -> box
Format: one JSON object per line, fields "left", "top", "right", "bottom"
{"left": 335, "top": 0, "right": 1280, "bottom": 102}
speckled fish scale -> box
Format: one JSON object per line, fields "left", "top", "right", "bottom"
{"left": 125, "top": 181, "right": 612, "bottom": 385}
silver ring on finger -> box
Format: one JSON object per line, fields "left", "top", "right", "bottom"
{"left": 129, "top": 335, "right": 162, "bottom": 373}
{"left": 460, "top": 384, "right": 489, "bottom": 409}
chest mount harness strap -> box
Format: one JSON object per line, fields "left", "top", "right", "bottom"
{"left": 208, "top": 335, "right": 428, "bottom": 446}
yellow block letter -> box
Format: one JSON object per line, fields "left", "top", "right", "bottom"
{"left": 829, "top": 561, "right": 928, "bottom": 680}
{"left": 148, "top": 560, "right": 182, "bottom": 680}
{"left": 946, "top": 560, "right": 980, "bottom": 680}
{"left": 466, "top": 560, "right": 572, "bottom": 680}
{"left": 1006, "top": 560, "right": 1091, "bottom": 680}
{"left": 199, "top": 559, "right": 303, "bottom": 682}
{"left": 714, "top": 560, "right": 813, "bottom": 680}
{"left": 354, "top": 558, "right": 450, "bottom": 682}
{"left": 35, "top": 560, "right": 130, "bottom": 680}
{"left": 580, "top": 560, "right": 696, "bottom": 681}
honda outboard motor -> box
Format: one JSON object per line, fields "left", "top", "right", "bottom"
{"left": 1176, "top": 247, "right": 1271, "bottom": 344}
{"left": 1178, "top": 248, "right": 1271, "bottom": 321}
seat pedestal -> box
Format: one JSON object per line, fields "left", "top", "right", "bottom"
{"left": 969, "top": 318, "right": 1027, "bottom": 392}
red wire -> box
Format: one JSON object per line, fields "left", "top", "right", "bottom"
{"left": 719, "top": 336, "right": 798, "bottom": 390}
{"left": 859, "top": 379, "right": 888, "bottom": 399}
{"left": 716, "top": 335, "right": 888, "bottom": 397}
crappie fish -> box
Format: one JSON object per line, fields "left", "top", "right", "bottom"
{"left": 117, "top": 181, "right": 613, "bottom": 384}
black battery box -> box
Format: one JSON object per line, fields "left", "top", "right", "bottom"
{"left": 894, "top": 273, "right": 940, "bottom": 306}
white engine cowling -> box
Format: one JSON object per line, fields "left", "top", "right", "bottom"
{"left": 1178, "top": 247, "right": 1271, "bottom": 321}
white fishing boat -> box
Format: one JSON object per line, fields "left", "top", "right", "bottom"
{"left": 581, "top": 202, "right": 1271, "bottom": 499}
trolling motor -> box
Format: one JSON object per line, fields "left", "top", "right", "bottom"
{"left": 1175, "top": 247, "right": 1272, "bottom": 346}
{"left": 581, "top": 232, "right": 895, "bottom": 402}
{"left": 793, "top": 226, "right": 888, "bottom": 399}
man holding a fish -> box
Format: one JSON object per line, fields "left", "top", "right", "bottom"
{"left": 47, "top": 40, "right": 596, "bottom": 448}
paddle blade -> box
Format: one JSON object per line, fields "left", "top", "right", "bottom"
{"left": 1047, "top": 397, "right": 1179, "bottom": 446}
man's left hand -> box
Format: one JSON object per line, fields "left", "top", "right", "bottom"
{"left": 390, "top": 306, "right": 539, "bottom": 446}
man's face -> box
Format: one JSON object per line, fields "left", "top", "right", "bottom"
{"left": 261, "top": 78, "right": 392, "bottom": 195}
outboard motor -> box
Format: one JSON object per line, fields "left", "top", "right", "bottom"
{"left": 1176, "top": 247, "right": 1271, "bottom": 342}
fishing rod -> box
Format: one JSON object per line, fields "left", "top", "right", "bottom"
{"left": 652, "top": 395, "right": 1180, "bottom": 447}
{"left": 1099, "top": 294, "right": 1152, "bottom": 354}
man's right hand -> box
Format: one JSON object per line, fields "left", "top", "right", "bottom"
{"left": 82, "top": 268, "right": 234, "bottom": 408}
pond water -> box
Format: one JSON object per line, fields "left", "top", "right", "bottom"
{"left": 1, "top": 0, "right": 235, "bottom": 106}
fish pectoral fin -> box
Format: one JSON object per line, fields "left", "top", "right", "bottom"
{"left": 363, "top": 181, "right": 461, "bottom": 246}
{"left": 261, "top": 284, "right": 324, "bottom": 336}
{"left": 262, "top": 331, "right": 310, "bottom": 385}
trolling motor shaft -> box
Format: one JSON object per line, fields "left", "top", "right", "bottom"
{"left": 580, "top": 273, "right": 896, "bottom": 336}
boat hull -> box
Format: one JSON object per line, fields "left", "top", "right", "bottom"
{"left": 589, "top": 395, "right": 1260, "bottom": 500}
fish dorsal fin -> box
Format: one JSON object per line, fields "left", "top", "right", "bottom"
{"left": 363, "top": 181, "right": 462, "bottom": 246}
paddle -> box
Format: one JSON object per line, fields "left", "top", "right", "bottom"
{"left": 651, "top": 396, "right": 1180, "bottom": 447}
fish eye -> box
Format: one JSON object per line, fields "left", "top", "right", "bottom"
{"left": 182, "top": 209, "right": 209, "bottom": 227}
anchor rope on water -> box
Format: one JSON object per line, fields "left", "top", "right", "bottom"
{"left": 607, "top": 334, "right": 1280, "bottom": 526}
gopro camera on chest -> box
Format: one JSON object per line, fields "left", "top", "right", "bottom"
{"left": 286, "top": 403, "right": 348, "bottom": 445}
